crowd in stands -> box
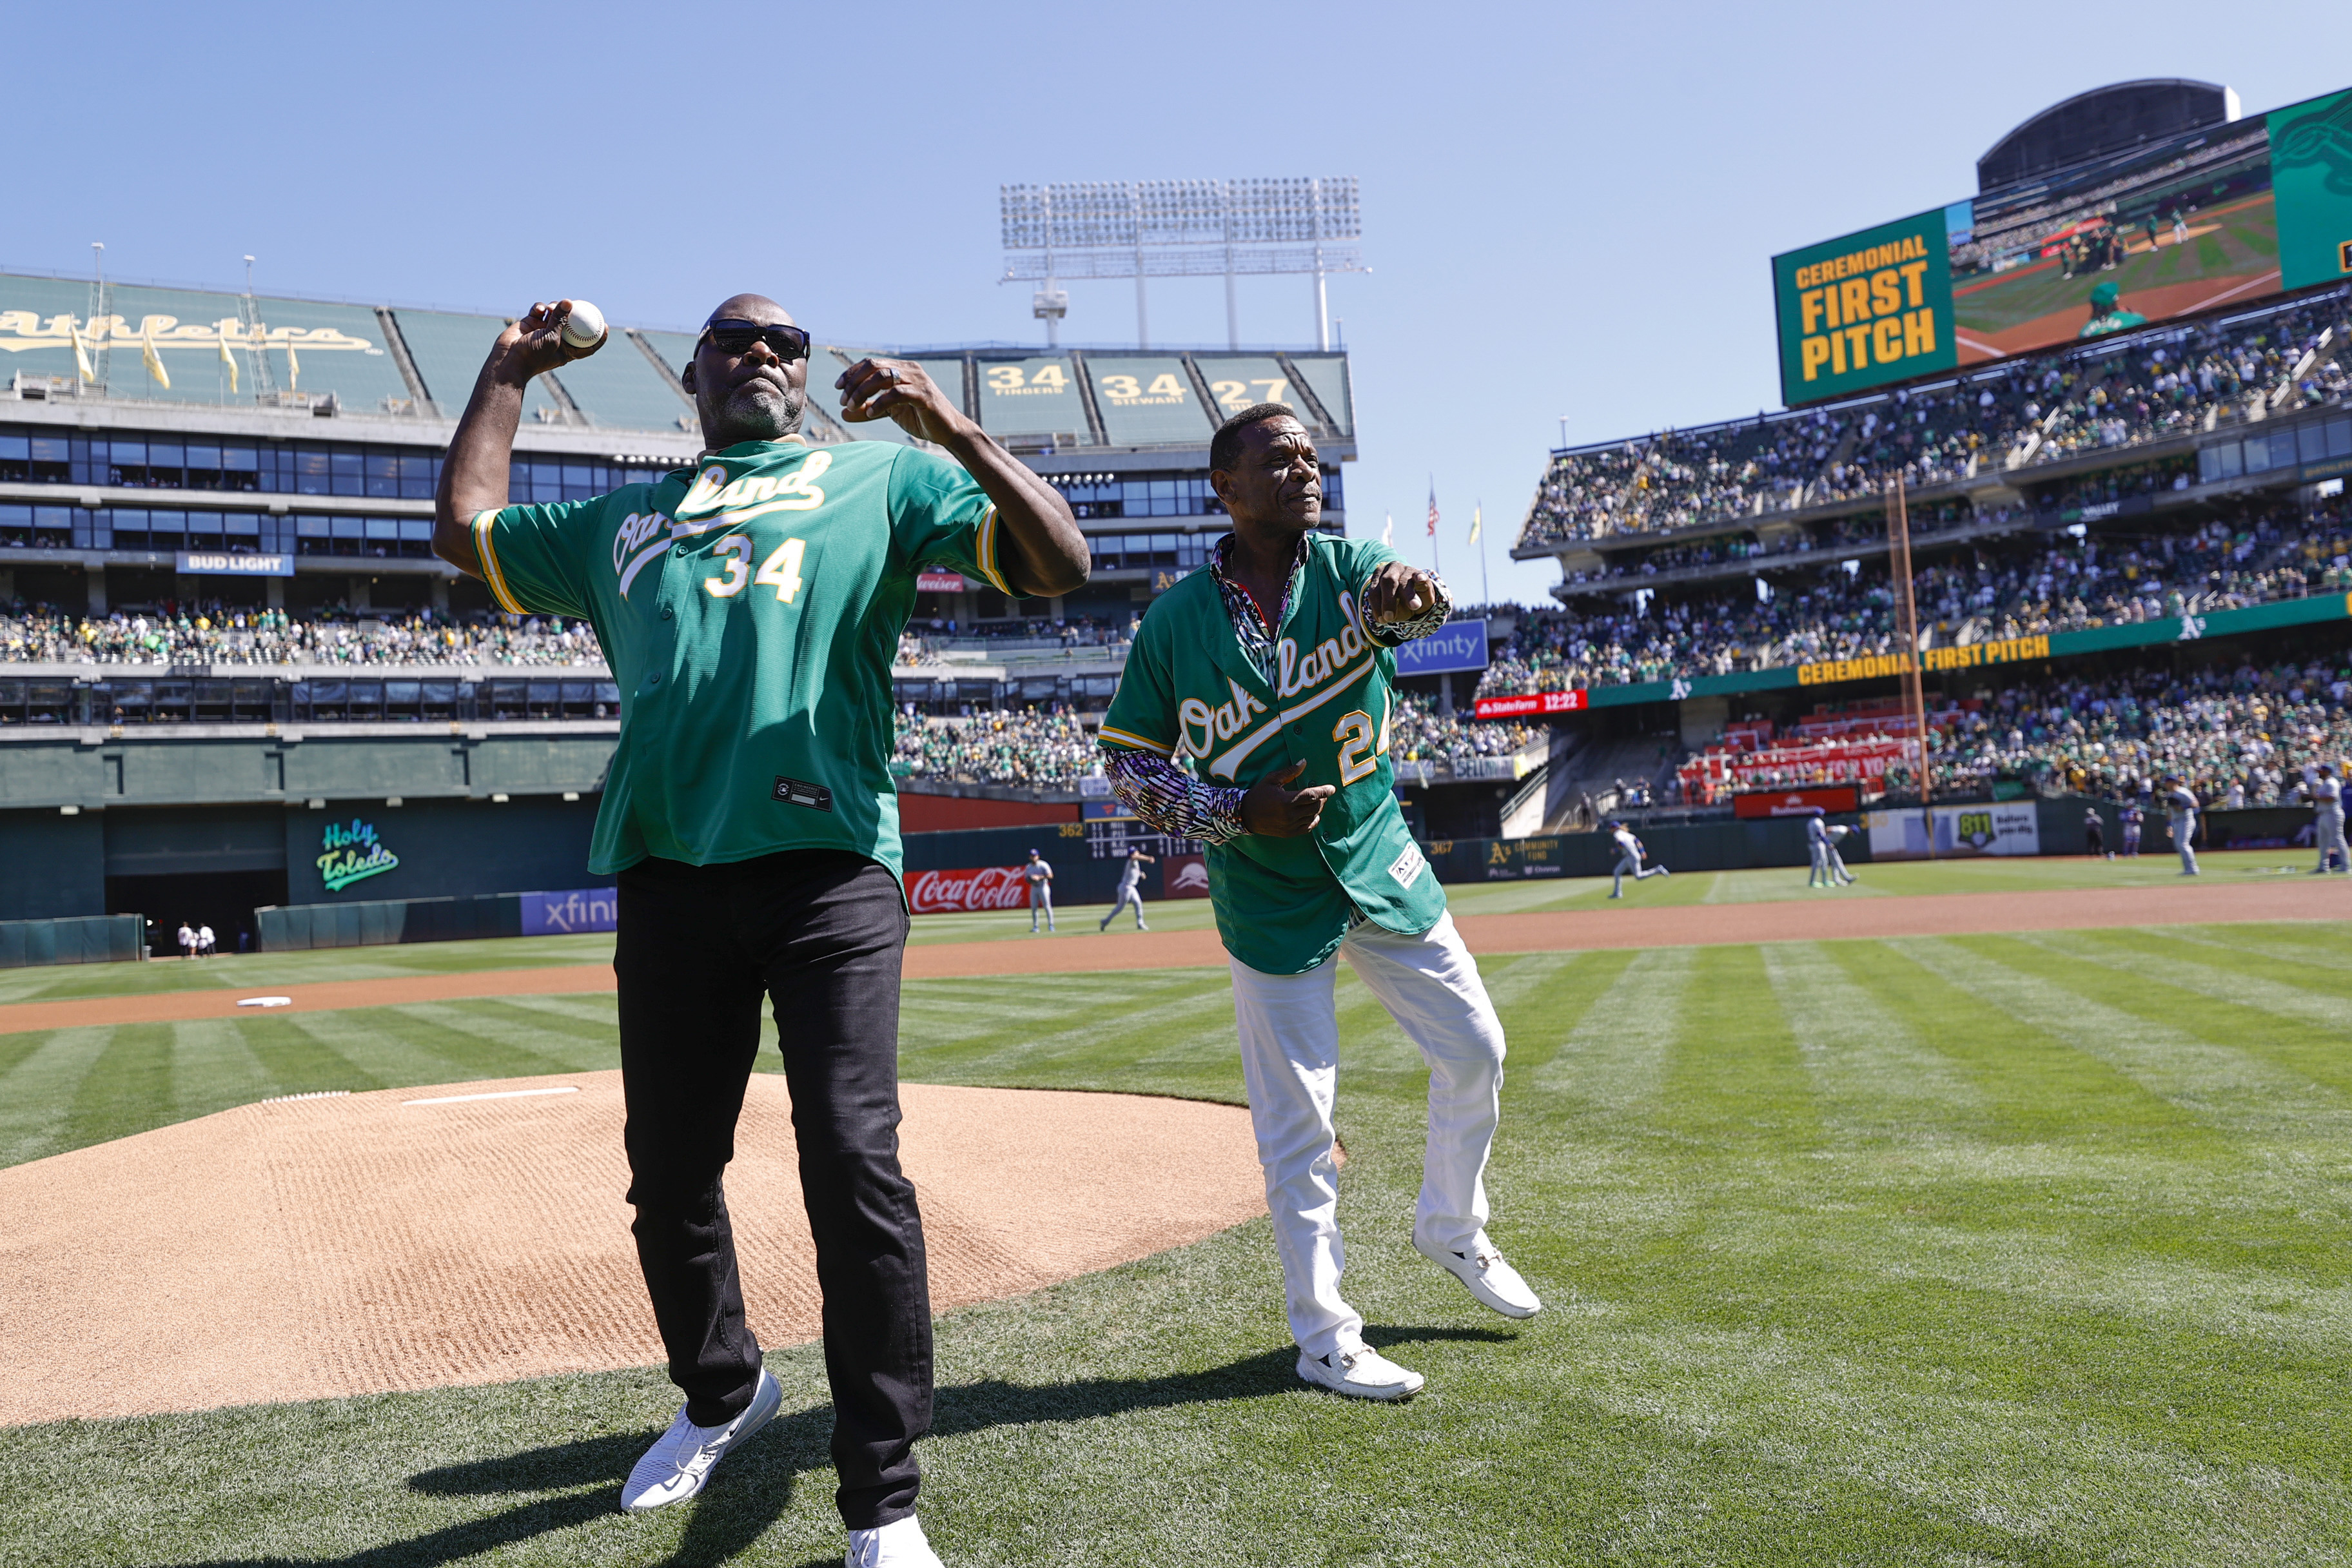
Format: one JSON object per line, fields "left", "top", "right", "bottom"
{"left": 1924, "top": 658, "right": 2352, "bottom": 806}
{"left": 1522, "top": 284, "right": 2351, "bottom": 547}
{"left": 888, "top": 694, "right": 1540, "bottom": 791}
{"left": 0, "top": 603, "right": 604, "bottom": 667}
{"left": 1388, "top": 698, "right": 1542, "bottom": 769}
{"left": 894, "top": 705, "right": 1101, "bottom": 790}
{"left": 1477, "top": 498, "right": 2352, "bottom": 699}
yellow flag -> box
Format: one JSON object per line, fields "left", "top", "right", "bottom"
{"left": 141, "top": 320, "right": 170, "bottom": 389}
{"left": 72, "top": 321, "right": 97, "bottom": 383}
{"left": 1469, "top": 504, "right": 1482, "bottom": 544}
{"left": 217, "top": 322, "right": 239, "bottom": 393}
{"left": 285, "top": 336, "right": 299, "bottom": 392}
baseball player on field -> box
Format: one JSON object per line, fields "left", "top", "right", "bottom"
{"left": 1100, "top": 846, "right": 1155, "bottom": 931}
{"left": 2121, "top": 798, "right": 2144, "bottom": 858}
{"left": 434, "top": 293, "right": 1088, "bottom": 1568}
{"left": 1097, "top": 403, "right": 1540, "bottom": 1402}
{"left": 2161, "top": 774, "right": 2200, "bottom": 876}
{"left": 1805, "top": 809, "right": 1832, "bottom": 888}
{"left": 1023, "top": 848, "right": 1055, "bottom": 932}
{"left": 2305, "top": 762, "right": 2347, "bottom": 874}
{"left": 1607, "top": 818, "right": 1669, "bottom": 897}
{"left": 1823, "top": 819, "right": 1857, "bottom": 885}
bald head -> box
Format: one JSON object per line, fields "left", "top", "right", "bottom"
{"left": 706, "top": 293, "right": 793, "bottom": 329}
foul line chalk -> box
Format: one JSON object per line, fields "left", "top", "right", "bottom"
{"left": 403, "top": 1086, "right": 582, "bottom": 1107}
{"left": 237, "top": 997, "right": 294, "bottom": 1008}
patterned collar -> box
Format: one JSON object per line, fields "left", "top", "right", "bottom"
{"left": 1208, "top": 531, "right": 1311, "bottom": 682}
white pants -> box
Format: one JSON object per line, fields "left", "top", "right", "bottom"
{"left": 2172, "top": 813, "right": 2198, "bottom": 874}
{"left": 1827, "top": 846, "right": 1854, "bottom": 883}
{"left": 1612, "top": 853, "right": 1663, "bottom": 895}
{"left": 1227, "top": 910, "right": 1505, "bottom": 1360}
{"left": 1028, "top": 883, "right": 1054, "bottom": 927}
{"left": 2317, "top": 807, "right": 2346, "bottom": 872}
{"left": 1807, "top": 843, "right": 1828, "bottom": 886}
{"left": 1102, "top": 883, "right": 1146, "bottom": 928}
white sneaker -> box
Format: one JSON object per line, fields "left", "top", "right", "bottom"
{"left": 847, "top": 1513, "right": 944, "bottom": 1567}
{"left": 620, "top": 1367, "right": 783, "bottom": 1512}
{"left": 1416, "top": 1235, "right": 1542, "bottom": 1319}
{"left": 1297, "top": 1343, "right": 1424, "bottom": 1401}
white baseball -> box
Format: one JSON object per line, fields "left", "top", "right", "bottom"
{"left": 560, "top": 299, "right": 607, "bottom": 351}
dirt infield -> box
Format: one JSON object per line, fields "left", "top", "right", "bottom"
{"left": 0, "top": 1072, "right": 1260, "bottom": 1425}
{"left": 1, "top": 879, "right": 2341, "bottom": 1036}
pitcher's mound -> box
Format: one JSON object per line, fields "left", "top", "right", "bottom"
{"left": 0, "top": 1074, "right": 1262, "bottom": 1426}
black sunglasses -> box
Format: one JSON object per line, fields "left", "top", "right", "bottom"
{"left": 698, "top": 320, "right": 812, "bottom": 361}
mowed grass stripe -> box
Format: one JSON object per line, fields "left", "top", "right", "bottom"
{"left": 1661, "top": 945, "right": 1823, "bottom": 1154}
{"left": 1952, "top": 933, "right": 2352, "bottom": 1142}
{"left": 1890, "top": 935, "right": 2331, "bottom": 1148}
{"left": 0, "top": 1026, "right": 115, "bottom": 1167}
{"left": 1527, "top": 946, "right": 1686, "bottom": 1104}
{"left": 1761, "top": 941, "right": 1989, "bottom": 1141}
{"left": 66, "top": 1023, "right": 177, "bottom": 1154}
{"left": 1832, "top": 940, "right": 2231, "bottom": 1153}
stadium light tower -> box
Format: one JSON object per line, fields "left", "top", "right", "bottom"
{"left": 999, "top": 177, "right": 1364, "bottom": 350}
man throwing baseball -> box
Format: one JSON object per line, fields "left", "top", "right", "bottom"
{"left": 1101, "top": 846, "right": 1155, "bottom": 932}
{"left": 1098, "top": 403, "right": 1539, "bottom": 1403}
{"left": 433, "top": 295, "right": 1087, "bottom": 1567}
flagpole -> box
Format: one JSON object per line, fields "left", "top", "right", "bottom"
{"left": 1476, "top": 501, "right": 1490, "bottom": 610}
{"left": 1427, "top": 477, "right": 1442, "bottom": 581}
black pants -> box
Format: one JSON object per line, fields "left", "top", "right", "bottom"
{"left": 615, "top": 849, "right": 929, "bottom": 1530}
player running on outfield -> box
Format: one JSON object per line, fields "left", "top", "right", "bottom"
{"left": 1023, "top": 848, "right": 1055, "bottom": 932}
{"left": 1098, "top": 403, "right": 1539, "bottom": 1404}
{"left": 434, "top": 294, "right": 1087, "bottom": 1568}
{"left": 1100, "top": 846, "right": 1155, "bottom": 931}
{"left": 1608, "top": 819, "right": 1669, "bottom": 897}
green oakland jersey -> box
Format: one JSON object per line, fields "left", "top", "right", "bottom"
{"left": 1101, "top": 533, "right": 1446, "bottom": 974}
{"left": 474, "top": 436, "right": 1012, "bottom": 878}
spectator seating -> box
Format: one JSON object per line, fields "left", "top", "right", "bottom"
{"left": 1521, "top": 284, "right": 2352, "bottom": 548}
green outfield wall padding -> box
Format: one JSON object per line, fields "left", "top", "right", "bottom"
{"left": 257, "top": 894, "right": 522, "bottom": 952}
{"left": 0, "top": 914, "right": 149, "bottom": 968}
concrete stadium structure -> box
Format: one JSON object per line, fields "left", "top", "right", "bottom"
{"left": 0, "top": 267, "right": 1361, "bottom": 943}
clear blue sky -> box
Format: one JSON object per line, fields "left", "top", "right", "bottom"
{"left": 13, "top": 1, "right": 2346, "bottom": 605}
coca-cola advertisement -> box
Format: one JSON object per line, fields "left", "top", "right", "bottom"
{"left": 904, "top": 867, "right": 1030, "bottom": 914}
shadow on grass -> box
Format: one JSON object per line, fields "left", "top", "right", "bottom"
{"left": 161, "top": 1327, "right": 1516, "bottom": 1568}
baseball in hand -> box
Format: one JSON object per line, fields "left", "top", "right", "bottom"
{"left": 560, "top": 299, "right": 607, "bottom": 351}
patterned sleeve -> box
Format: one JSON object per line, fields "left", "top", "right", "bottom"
{"left": 1105, "top": 749, "right": 1247, "bottom": 844}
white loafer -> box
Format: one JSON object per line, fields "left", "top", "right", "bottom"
{"left": 620, "top": 1367, "right": 783, "bottom": 1512}
{"left": 1297, "top": 1343, "right": 1425, "bottom": 1401}
{"left": 847, "top": 1513, "right": 945, "bottom": 1566}
{"left": 1416, "top": 1235, "right": 1543, "bottom": 1319}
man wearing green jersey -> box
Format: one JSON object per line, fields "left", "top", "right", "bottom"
{"left": 2079, "top": 279, "right": 2148, "bottom": 338}
{"left": 1099, "top": 404, "right": 1541, "bottom": 1404}
{"left": 433, "top": 295, "right": 1086, "bottom": 1567}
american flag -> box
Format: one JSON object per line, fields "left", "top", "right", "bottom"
{"left": 1426, "top": 482, "right": 1438, "bottom": 538}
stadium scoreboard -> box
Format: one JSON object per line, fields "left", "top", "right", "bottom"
{"left": 1774, "top": 83, "right": 2352, "bottom": 406}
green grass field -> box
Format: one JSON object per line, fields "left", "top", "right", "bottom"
{"left": 8, "top": 882, "right": 2352, "bottom": 1563}
{"left": 1, "top": 852, "right": 2322, "bottom": 1012}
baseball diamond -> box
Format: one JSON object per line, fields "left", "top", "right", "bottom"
{"left": 15, "top": 33, "right": 2352, "bottom": 1568}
